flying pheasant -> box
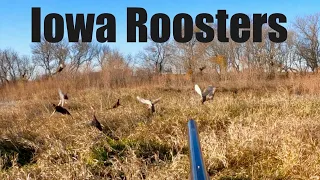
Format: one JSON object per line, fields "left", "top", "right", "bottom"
{"left": 50, "top": 103, "right": 72, "bottom": 117}
{"left": 90, "top": 106, "right": 103, "bottom": 131}
{"left": 194, "top": 84, "right": 216, "bottom": 104}
{"left": 50, "top": 88, "right": 71, "bottom": 118}
{"left": 112, "top": 99, "right": 120, "bottom": 109}
{"left": 199, "top": 66, "right": 206, "bottom": 72}
{"left": 91, "top": 114, "right": 103, "bottom": 131}
{"left": 136, "top": 96, "right": 161, "bottom": 113}
{"left": 58, "top": 88, "right": 68, "bottom": 107}
{"left": 56, "top": 63, "right": 64, "bottom": 74}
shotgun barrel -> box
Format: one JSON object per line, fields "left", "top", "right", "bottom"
{"left": 187, "top": 119, "right": 209, "bottom": 180}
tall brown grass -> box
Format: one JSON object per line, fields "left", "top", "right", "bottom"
{"left": 1, "top": 69, "right": 320, "bottom": 179}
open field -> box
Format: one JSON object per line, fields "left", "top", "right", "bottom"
{"left": 0, "top": 73, "right": 320, "bottom": 180}
{"left": 1, "top": 0, "right": 320, "bottom": 179}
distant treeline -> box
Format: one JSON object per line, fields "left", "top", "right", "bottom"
{"left": 0, "top": 12, "right": 319, "bottom": 86}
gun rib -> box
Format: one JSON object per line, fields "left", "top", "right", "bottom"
{"left": 188, "top": 119, "right": 209, "bottom": 180}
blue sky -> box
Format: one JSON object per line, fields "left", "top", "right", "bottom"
{"left": 0, "top": 0, "right": 319, "bottom": 57}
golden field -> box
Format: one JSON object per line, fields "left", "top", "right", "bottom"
{"left": 0, "top": 72, "right": 320, "bottom": 180}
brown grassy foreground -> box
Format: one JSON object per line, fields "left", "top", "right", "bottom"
{"left": 1, "top": 73, "right": 320, "bottom": 180}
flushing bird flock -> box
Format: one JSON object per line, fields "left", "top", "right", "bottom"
{"left": 49, "top": 84, "right": 217, "bottom": 131}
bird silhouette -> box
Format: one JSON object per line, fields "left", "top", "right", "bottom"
{"left": 56, "top": 63, "right": 64, "bottom": 74}
{"left": 57, "top": 64, "right": 64, "bottom": 73}
{"left": 91, "top": 114, "right": 103, "bottom": 131}
{"left": 112, "top": 99, "right": 120, "bottom": 109}
{"left": 52, "top": 63, "right": 65, "bottom": 75}
{"left": 58, "top": 88, "right": 68, "bottom": 107}
{"left": 194, "top": 84, "right": 216, "bottom": 104}
{"left": 50, "top": 103, "right": 72, "bottom": 118}
{"left": 199, "top": 66, "right": 206, "bottom": 72}
{"left": 136, "top": 96, "right": 161, "bottom": 113}
{"left": 90, "top": 106, "right": 103, "bottom": 131}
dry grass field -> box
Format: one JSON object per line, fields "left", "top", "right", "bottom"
{"left": 1, "top": 72, "right": 320, "bottom": 180}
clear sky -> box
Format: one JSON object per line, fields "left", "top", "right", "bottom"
{"left": 0, "top": 0, "right": 319, "bottom": 57}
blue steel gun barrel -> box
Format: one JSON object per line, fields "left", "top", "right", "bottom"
{"left": 187, "top": 119, "right": 209, "bottom": 180}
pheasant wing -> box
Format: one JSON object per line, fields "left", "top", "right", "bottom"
{"left": 194, "top": 84, "right": 203, "bottom": 97}
{"left": 152, "top": 97, "right": 161, "bottom": 104}
{"left": 58, "top": 88, "right": 65, "bottom": 106}
{"left": 203, "top": 85, "right": 215, "bottom": 97}
{"left": 137, "top": 96, "right": 152, "bottom": 106}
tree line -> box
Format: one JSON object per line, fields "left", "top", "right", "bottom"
{"left": 0, "top": 13, "right": 319, "bottom": 85}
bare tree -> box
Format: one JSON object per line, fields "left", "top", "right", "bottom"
{"left": 16, "top": 55, "right": 35, "bottom": 81}
{"left": 0, "top": 48, "right": 11, "bottom": 83}
{"left": 31, "top": 37, "right": 57, "bottom": 76}
{"left": 101, "top": 49, "right": 133, "bottom": 87}
{"left": 0, "top": 48, "right": 35, "bottom": 84}
{"left": 96, "top": 44, "right": 111, "bottom": 69}
{"left": 52, "top": 40, "right": 70, "bottom": 74}
{"left": 69, "top": 41, "right": 99, "bottom": 72}
{"left": 293, "top": 13, "right": 320, "bottom": 72}
{"left": 138, "top": 37, "right": 172, "bottom": 74}
{"left": 174, "top": 34, "right": 198, "bottom": 74}
{"left": 124, "top": 53, "right": 136, "bottom": 68}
